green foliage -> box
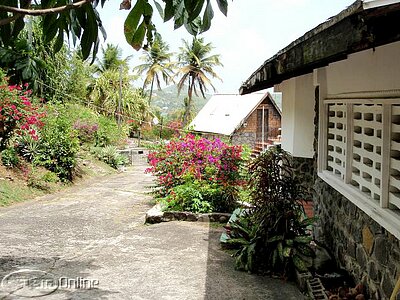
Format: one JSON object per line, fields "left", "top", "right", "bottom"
{"left": 161, "top": 181, "right": 212, "bottom": 213}
{"left": 229, "top": 147, "right": 316, "bottom": 277}
{"left": 90, "top": 68, "right": 148, "bottom": 123}
{"left": 161, "top": 179, "right": 236, "bottom": 213}
{"left": 62, "top": 104, "right": 128, "bottom": 148}
{"left": 1, "top": 147, "right": 19, "bottom": 168}
{"left": 65, "top": 52, "right": 95, "bottom": 102}
{"left": 0, "top": 0, "right": 229, "bottom": 61}
{"left": 15, "top": 134, "right": 40, "bottom": 162}
{"left": 134, "top": 34, "right": 175, "bottom": 105}
{"left": 91, "top": 146, "right": 128, "bottom": 169}
{"left": 95, "top": 115, "right": 128, "bottom": 147}
{"left": 0, "top": 35, "right": 44, "bottom": 87}
{"left": 27, "top": 167, "right": 59, "bottom": 191}
{"left": 35, "top": 109, "right": 79, "bottom": 181}
{"left": 225, "top": 214, "right": 260, "bottom": 272}
{"left": 96, "top": 44, "right": 131, "bottom": 73}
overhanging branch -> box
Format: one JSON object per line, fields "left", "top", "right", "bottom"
{"left": 0, "top": 0, "right": 91, "bottom": 17}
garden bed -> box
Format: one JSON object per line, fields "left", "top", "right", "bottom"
{"left": 145, "top": 204, "right": 231, "bottom": 224}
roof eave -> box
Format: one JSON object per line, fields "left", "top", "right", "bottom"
{"left": 240, "top": 0, "right": 400, "bottom": 94}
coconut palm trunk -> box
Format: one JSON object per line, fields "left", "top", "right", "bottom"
{"left": 134, "top": 35, "right": 175, "bottom": 107}
{"left": 177, "top": 37, "right": 223, "bottom": 128}
{"left": 182, "top": 74, "right": 195, "bottom": 127}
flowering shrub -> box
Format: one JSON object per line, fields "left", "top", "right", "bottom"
{"left": 146, "top": 134, "right": 245, "bottom": 212}
{"left": 73, "top": 119, "right": 99, "bottom": 143}
{"left": 164, "top": 120, "right": 182, "bottom": 139}
{"left": 0, "top": 81, "right": 44, "bottom": 150}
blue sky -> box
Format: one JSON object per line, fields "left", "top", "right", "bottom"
{"left": 97, "top": 0, "right": 355, "bottom": 94}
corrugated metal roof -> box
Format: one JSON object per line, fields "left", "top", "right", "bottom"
{"left": 190, "top": 92, "right": 281, "bottom": 136}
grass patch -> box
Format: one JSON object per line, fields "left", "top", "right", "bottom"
{"left": 0, "top": 151, "right": 117, "bottom": 207}
{"left": 209, "top": 222, "right": 225, "bottom": 229}
{"left": 0, "top": 180, "right": 44, "bottom": 206}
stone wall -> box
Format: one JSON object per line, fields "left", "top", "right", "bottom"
{"left": 231, "top": 132, "right": 256, "bottom": 148}
{"left": 313, "top": 178, "right": 400, "bottom": 299}
{"left": 292, "top": 156, "right": 314, "bottom": 201}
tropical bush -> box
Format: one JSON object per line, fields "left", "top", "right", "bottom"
{"left": 27, "top": 167, "right": 59, "bottom": 191}
{"left": 0, "top": 76, "right": 45, "bottom": 151}
{"left": 146, "top": 134, "right": 246, "bottom": 212}
{"left": 95, "top": 115, "right": 128, "bottom": 147}
{"left": 1, "top": 147, "right": 20, "bottom": 168}
{"left": 160, "top": 181, "right": 212, "bottom": 213}
{"left": 91, "top": 146, "right": 128, "bottom": 169}
{"left": 73, "top": 119, "right": 99, "bottom": 144}
{"left": 34, "top": 109, "right": 79, "bottom": 181}
{"left": 15, "top": 133, "right": 40, "bottom": 162}
{"left": 226, "top": 147, "right": 316, "bottom": 277}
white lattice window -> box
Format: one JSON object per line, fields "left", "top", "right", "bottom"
{"left": 319, "top": 95, "right": 400, "bottom": 239}
{"left": 327, "top": 103, "right": 347, "bottom": 181}
{"left": 390, "top": 105, "right": 400, "bottom": 210}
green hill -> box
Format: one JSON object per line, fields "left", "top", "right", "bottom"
{"left": 150, "top": 84, "right": 211, "bottom": 118}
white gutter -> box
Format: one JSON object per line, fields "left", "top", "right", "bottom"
{"left": 363, "top": 0, "right": 400, "bottom": 9}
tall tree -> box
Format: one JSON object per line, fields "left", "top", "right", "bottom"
{"left": 90, "top": 68, "right": 148, "bottom": 122}
{"left": 96, "top": 43, "right": 130, "bottom": 73}
{"left": 66, "top": 50, "right": 96, "bottom": 102}
{"left": 0, "top": 18, "right": 80, "bottom": 102}
{"left": 134, "top": 35, "right": 175, "bottom": 105}
{"left": 176, "top": 37, "right": 222, "bottom": 127}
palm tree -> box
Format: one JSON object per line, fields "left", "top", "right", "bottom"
{"left": 90, "top": 68, "right": 148, "bottom": 122}
{"left": 176, "top": 37, "right": 223, "bottom": 127}
{"left": 96, "top": 44, "right": 131, "bottom": 73}
{"left": 134, "top": 35, "right": 175, "bottom": 105}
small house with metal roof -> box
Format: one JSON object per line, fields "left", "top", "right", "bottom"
{"left": 190, "top": 92, "right": 281, "bottom": 148}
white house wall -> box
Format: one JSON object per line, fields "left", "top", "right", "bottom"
{"left": 326, "top": 41, "right": 400, "bottom": 95}
{"left": 277, "top": 73, "right": 315, "bottom": 158}
{"left": 313, "top": 40, "right": 400, "bottom": 299}
{"left": 278, "top": 42, "right": 400, "bottom": 160}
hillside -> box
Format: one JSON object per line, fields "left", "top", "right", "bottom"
{"left": 150, "top": 85, "right": 211, "bottom": 117}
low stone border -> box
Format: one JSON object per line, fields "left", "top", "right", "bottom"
{"left": 145, "top": 204, "right": 231, "bottom": 224}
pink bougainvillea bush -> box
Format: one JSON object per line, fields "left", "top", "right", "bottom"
{"left": 0, "top": 81, "right": 45, "bottom": 151}
{"left": 146, "top": 134, "right": 247, "bottom": 213}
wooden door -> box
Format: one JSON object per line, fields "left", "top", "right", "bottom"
{"left": 256, "top": 108, "right": 269, "bottom": 142}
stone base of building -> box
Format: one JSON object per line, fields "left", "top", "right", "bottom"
{"left": 314, "top": 177, "right": 400, "bottom": 299}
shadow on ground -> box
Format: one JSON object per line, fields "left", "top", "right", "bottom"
{"left": 203, "top": 225, "right": 304, "bottom": 300}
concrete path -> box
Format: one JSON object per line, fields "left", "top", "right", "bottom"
{"left": 0, "top": 162, "right": 304, "bottom": 300}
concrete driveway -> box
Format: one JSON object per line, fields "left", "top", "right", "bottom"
{"left": 0, "top": 162, "right": 304, "bottom": 300}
